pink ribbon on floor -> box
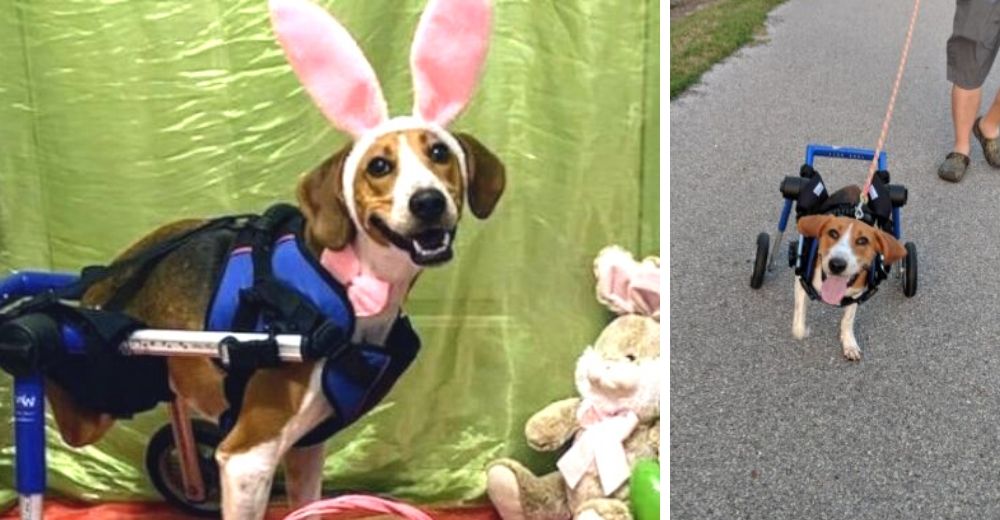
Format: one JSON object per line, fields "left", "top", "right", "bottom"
{"left": 321, "top": 245, "right": 391, "bottom": 317}
{"left": 283, "top": 494, "right": 433, "bottom": 520}
{"left": 556, "top": 401, "right": 639, "bottom": 496}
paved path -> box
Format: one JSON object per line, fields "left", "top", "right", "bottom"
{"left": 670, "top": 1, "right": 1000, "bottom": 518}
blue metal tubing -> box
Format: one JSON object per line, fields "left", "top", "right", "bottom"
{"left": 0, "top": 271, "right": 78, "bottom": 302}
{"left": 805, "top": 144, "right": 887, "bottom": 170}
{"left": 777, "top": 199, "right": 793, "bottom": 233}
{"left": 3, "top": 271, "right": 77, "bottom": 515}
{"left": 14, "top": 375, "right": 45, "bottom": 497}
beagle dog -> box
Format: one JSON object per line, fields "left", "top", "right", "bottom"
{"left": 42, "top": 0, "right": 503, "bottom": 518}
{"left": 793, "top": 203, "right": 906, "bottom": 361}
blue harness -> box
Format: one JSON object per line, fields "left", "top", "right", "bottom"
{"left": 207, "top": 215, "right": 421, "bottom": 446}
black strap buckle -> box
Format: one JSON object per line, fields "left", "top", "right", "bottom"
{"left": 218, "top": 333, "right": 282, "bottom": 372}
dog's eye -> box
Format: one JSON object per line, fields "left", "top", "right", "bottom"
{"left": 428, "top": 143, "right": 451, "bottom": 164}
{"left": 625, "top": 354, "right": 636, "bottom": 362}
{"left": 827, "top": 229, "right": 839, "bottom": 240}
{"left": 855, "top": 237, "right": 869, "bottom": 246}
{"left": 366, "top": 157, "right": 393, "bottom": 177}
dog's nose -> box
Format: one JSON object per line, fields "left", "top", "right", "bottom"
{"left": 829, "top": 257, "right": 847, "bottom": 274}
{"left": 409, "top": 189, "right": 447, "bottom": 222}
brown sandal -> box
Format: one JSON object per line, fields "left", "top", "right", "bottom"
{"left": 973, "top": 117, "right": 1000, "bottom": 168}
{"left": 938, "top": 152, "right": 970, "bottom": 183}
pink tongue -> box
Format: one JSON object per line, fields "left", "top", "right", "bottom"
{"left": 820, "top": 276, "right": 850, "bottom": 305}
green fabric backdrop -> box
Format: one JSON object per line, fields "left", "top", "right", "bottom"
{"left": 0, "top": 0, "right": 659, "bottom": 506}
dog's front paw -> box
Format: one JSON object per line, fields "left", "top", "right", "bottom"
{"left": 792, "top": 324, "right": 809, "bottom": 340}
{"left": 842, "top": 342, "right": 861, "bottom": 361}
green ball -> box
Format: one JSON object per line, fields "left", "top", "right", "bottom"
{"left": 630, "top": 459, "right": 660, "bottom": 520}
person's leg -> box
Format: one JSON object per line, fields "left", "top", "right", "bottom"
{"left": 940, "top": 85, "right": 975, "bottom": 181}
{"left": 940, "top": 0, "right": 993, "bottom": 181}
{"left": 972, "top": 79, "right": 1000, "bottom": 168}
{"left": 980, "top": 87, "right": 1000, "bottom": 139}
{"left": 953, "top": 85, "right": 982, "bottom": 155}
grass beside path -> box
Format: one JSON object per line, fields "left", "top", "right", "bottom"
{"left": 670, "top": 0, "right": 786, "bottom": 98}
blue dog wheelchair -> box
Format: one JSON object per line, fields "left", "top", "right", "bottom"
{"left": 0, "top": 204, "right": 424, "bottom": 518}
{"left": 750, "top": 144, "right": 918, "bottom": 301}
{"left": 1, "top": 271, "right": 268, "bottom": 518}
{"left": 0, "top": 267, "right": 329, "bottom": 518}
{"left": 1, "top": 204, "right": 423, "bottom": 519}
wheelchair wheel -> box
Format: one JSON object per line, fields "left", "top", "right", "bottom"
{"left": 146, "top": 419, "right": 223, "bottom": 517}
{"left": 902, "top": 242, "right": 917, "bottom": 297}
{"left": 750, "top": 232, "right": 769, "bottom": 289}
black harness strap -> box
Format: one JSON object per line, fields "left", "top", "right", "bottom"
{"left": 231, "top": 203, "right": 301, "bottom": 332}
{"left": 223, "top": 203, "right": 350, "bottom": 371}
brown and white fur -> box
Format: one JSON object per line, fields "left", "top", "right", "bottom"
{"left": 213, "top": 123, "right": 504, "bottom": 518}
{"left": 793, "top": 205, "right": 906, "bottom": 361}
{"left": 45, "top": 123, "right": 505, "bottom": 519}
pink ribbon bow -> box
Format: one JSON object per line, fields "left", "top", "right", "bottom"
{"left": 320, "top": 245, "right": 391, "bottom": 317}
{"left": 556, "top": 401, "right": 639, "bottom": 496}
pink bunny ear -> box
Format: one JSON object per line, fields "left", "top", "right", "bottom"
{"left": 628, "top": 263, "right": 661, "bottom": 320}
{"left": 594, "top": 247, "right": 662, "bottom": 320}
{"left": 410, "top": 0, "right": 492, "bottom": 126}
{"left": 270, "top": 0, "right": 388, "bottom": 137}
{"left": 595, "top": 247, "right": 639, "bottom": 315}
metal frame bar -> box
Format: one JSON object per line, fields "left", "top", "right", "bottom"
{"left": 805, "top": 143, "right": 887, "bottom": 170}
{"left": 167, "top": 399, "right": 207, "bottom": 504}
{"left": 12, "top": 323, "right": 306, "bottom": 519}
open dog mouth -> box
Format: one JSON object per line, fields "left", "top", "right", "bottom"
{"left": 819, "top": 270, "right": 861, "bottom": 305}
{"left": 370, "top": 215, "right": 455, "bottom": 266}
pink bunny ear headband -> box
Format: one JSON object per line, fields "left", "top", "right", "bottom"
{"left": 594, "top": 246, "right": 661, "bottom": 320}
{"left": 269, "top": 0, "right": 492, "bottom": 221}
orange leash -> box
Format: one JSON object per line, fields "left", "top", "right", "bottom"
{"left": 858, "top": 0, "right": 922, "bottom": 213}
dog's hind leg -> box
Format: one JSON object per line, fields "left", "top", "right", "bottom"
{"left": 840, "top": 303, "right": 861, "bottom": 361}
{"left": 792, "top": 280, "right": 809, "bottom": 339}
{"left": 44, "top": 379, "right": 116, "bottom": 447}
{"left": 283, "top": 443, "right": 326, "bottom": 510}
{"left": 215, "top": 360, "right": 333, "bottom": 519}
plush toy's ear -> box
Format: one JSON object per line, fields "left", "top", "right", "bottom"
{"left": 593, "top": 246, "right": 661, "bottom": 320}
{"left": 628, "top": 263, "right": 660, "bottom": 320}
{"left": 410, "top": 0, "right": 492, "bottom": 126}
{"left": 595, "top": 246, "right": 637, "bottom": 315}
{"left": 270, "top": 0, "right": 388, "bottom": 137}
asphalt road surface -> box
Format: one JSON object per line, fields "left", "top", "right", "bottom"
{"left": 669, "top": 1, "right": 1000, "bottom": 518}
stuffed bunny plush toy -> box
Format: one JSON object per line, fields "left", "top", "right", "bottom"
{"left": 486, "top": 246, "right": 661, "bottom": 520}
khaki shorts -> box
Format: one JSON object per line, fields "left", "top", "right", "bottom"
{"left": 948, "top": 0, "right": 1000, "bottom": 89}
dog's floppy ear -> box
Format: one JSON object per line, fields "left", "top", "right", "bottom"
{"left": 410, "top": 0, "right": 492, "bottom": 126}
{"left": 874, "top": 228, "right": 907, "bottom": 265}
{"left": 797, "top": 215, "right": 832, "bottom": 238}
{"left": 270, "top": 0, "right": 388, "bottom": 137}
{"left": 456, "top": 133, "right": 505, "bottom": 219}
{"left": 297, "top": 143, "right": 356, "bottom": 251}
